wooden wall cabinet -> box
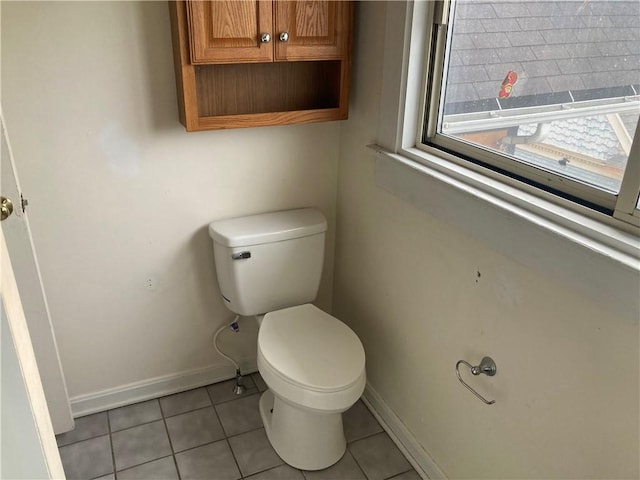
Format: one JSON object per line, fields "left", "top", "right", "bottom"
{"left": 169, "top": 0, "right": 352, "bottom": 131}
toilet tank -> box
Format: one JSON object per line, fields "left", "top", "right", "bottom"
{"left": 208, "top": 208, "right": 327, "bottom": 316}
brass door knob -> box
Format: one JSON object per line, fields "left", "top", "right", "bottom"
{"left": 1, "top": 196, "right": 14, "bottom": 221}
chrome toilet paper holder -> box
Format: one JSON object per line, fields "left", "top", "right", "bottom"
{"left": 456, "top": 356, "right": 497, "bottom": 405}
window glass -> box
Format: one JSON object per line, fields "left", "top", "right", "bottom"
{"left": 438, "top": 0, "right": 640, "bottom": 195}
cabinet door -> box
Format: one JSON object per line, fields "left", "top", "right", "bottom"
{"left": 186, "top": 0, "right": 273, "bottom": 64}
{"left": 274, "top": 1, "right": 350, "bottom": 61}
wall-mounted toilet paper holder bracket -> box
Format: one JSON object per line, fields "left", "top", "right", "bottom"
{"left": 456, "top": 356, "right": 497, "bottom": 405}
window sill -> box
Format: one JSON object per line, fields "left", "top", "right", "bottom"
{"left": 371, "top": 144, "right": 640, "bottom": 320}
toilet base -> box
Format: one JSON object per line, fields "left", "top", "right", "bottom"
{"left": 259, "top": 389, "right": 346, "bottom": 471}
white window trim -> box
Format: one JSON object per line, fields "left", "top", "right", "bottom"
{"left": 615, "top": 133, "right": 640, "bottom": 224}
{"left": 374, "top": 1, "right": 639, "bottom": 319}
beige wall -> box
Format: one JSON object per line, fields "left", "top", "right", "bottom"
{"left": 2, "top": 1, "right": 339, "bottom": 399}
{"left": 334, "top": 2, "right": 639, "bottom": 479}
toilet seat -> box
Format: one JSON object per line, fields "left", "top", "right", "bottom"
{"left": 258, "top": 304, "right": 366, "bottom": 412}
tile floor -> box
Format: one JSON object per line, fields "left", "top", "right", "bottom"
{"left": 57, "top": 373, "right": 421, "bottom": 480}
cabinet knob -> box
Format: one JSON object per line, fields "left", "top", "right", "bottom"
{"left": 260, "top": 33, "right": 271, "bottom": 43}
{"left": 279, "top": 32, "right": 289, "bottom": 42}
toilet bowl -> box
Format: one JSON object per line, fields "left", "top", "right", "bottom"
{"left": 208, "top": 208, "right": 366, "bottom": 470}
{"left": 257, "top": 304, "right": 366, "bottom": 470}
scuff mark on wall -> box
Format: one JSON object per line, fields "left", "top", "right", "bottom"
{"left": 98, "top": 122, "right": 140, "bottom": 176}
{"left": 493, "top": 270, "right": 524, "bottom": 308}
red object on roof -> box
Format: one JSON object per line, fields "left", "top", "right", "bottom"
{"left": 499, "top": 71, "right": 518, "bottom": 98}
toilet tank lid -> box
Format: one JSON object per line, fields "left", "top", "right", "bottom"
{"left": 209, "top": 208, "right": 327, "bottom": 247}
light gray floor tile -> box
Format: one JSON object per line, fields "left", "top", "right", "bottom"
{"left": 342, "top": 400, "right": 383, "bottom": 442}
{"left": 302, "top": 451, "right": 365, "bottom": 480}
{"left": 58, "top": 434, "right": 112, "bottom": 480}
{"left": 160, "top": 388, "right": 211, "bottom": 418}
{"left": 165, "top": 407, "right": 225, "bottom": 453}
{"left": 251, "top": 372, "right": 268, "bottom": 392}
{"left": 215, "top": 394, "right": 263, "bottom": 436}
{"left": 175, "top": 440, "right": 241, "bottom": 480}
{"left": 228, "top": 428, "right": 283, "bottom": 477}
{"left": 112, "top": 420, "right": 172, "bottom": 471}
{"left": 207, "top": 377, "right": 257, "bottom": 404}
{"left": 247, "top": 464, "right": 304, "bottom": 480}
{"left": 56, "top": 412, "right": 109, "bottom": 447}
{"left": 388, "top": 470, "right": 422, "bottom": 480}
{"left": 109, "top": 399, "right": 162, "bottom": 432}
{"left": 348, "top": 432, "right": 411, "bottom": 480}
{"left": 117, "top": 456, "right": 179, "bottom": 480}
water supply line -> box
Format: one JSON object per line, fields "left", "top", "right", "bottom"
{"left": 213, "top": 315, "right": 246, "bottom": 395}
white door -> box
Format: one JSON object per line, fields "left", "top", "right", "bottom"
{"left": 1, "top": 113, "right": 65, "bottom": 477}
{"left": 1, "top": 114, "right": 74, "bottom": 434}
{"left": 1, "top": 230, "right": 65, "bottom": 479}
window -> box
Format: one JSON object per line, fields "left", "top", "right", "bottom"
{"left": 421, "top": 0, "right": 640, "bottom": 226}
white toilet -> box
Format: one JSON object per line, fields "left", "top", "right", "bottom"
{"left": 208, "top": 208, "right": 366, "bottom": 470}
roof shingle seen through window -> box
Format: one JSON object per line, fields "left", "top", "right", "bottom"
{"left": 446, "top": 0, "right": 640, "bottom": 107}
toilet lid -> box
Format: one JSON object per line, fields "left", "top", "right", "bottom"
{"left": 259, "top": 304, "right": 365, "bottom": 392}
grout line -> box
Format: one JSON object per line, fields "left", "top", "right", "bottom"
{"left": 159, "top": 396, "right": 213, "bottom": 420}
{"left": 347, "top": 431, "right": 415, "bottom": 480}
{"left": 55, "top": 413, "right": 111, "bottom": 448}
{"left": 109, "top": 398, "right": 164, "bottom": 434}
{"left": 164, "top": 437, "right": 226, "bottom": 457}
{"left": 158, "top": 397, "right": 182, "bottom": 480}
{"left": 160, "top": 384, "right": 213, "bottom": 401}
{"left": 160, "top": 425, "right": 266, "bottom": 459}
{"left": 346, "top": 429, "right": 387, "bottom": 446}
{"left": 209, "top": 390, "right": 245, "bottom": 478}
{"left": 209, "top": 389, "right": 261, "bottom": 408}
{"left": 56, "top": 432, "right": 110, "bottom": 449}
{"left": 106, "top": 411, "right": 118, "bottom": 479}
{"left": 385, "top": 468, "right": 417, "bottom": 480}
{"left": 113, "top": 454, "right": 175, "bottom": 477}
{"left": 301, "top": 466, "right": 311, "bottom": 480}
{"left": 225, "top": 425, "right": 266, "bottom": 441}
{"left": 163, "top": 404, "right": 215, "bottom": 420}
{"left": 109, "top": 416, "right": 164, "bottom": 435}
{"left": 207, "top": 388, "right": 229, "bottom": 437}
{"left": 240, "top": 458, "right": 286, "bottom": 480}
{"left": 345, "top": 443, "right": 369, "bottom": 480}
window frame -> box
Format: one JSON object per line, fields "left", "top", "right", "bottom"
{"left": 402, "top": 0, "right": 640, "bottom": 230}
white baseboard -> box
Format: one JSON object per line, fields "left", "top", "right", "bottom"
{"left": 362, "top": 383, "right": 447, "bottom": 480}
{"left": 70, "top": 360, "right": 258, "bottom": 418}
